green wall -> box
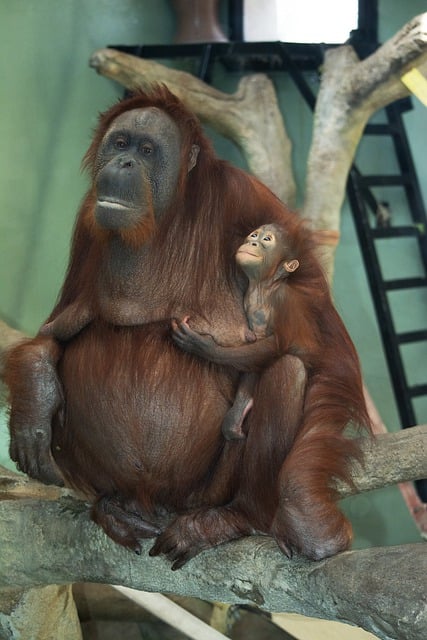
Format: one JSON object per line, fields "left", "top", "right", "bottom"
{"left": 0, "top": 1, "right": 426, "bottom": 548}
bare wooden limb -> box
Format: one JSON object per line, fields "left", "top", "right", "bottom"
{"left": 0, "top": 464, "right": 78, "bottom": 502}
{"left": 342, "top": 424, "right": 427, "bottom": 495}
{"left": 0, "top": 491, "right": 425, "bottom": 640}
{"left": 363, "top": 385, "right": 427, "bottom": 535}
{"left": 302, "top": 12, "right": 427, "bottom": 275}
{"left": 351, "top": 13, "right": 427, "bottom": 112}
{"left": 89, "top": 48, "right": 297, "bottom": 205}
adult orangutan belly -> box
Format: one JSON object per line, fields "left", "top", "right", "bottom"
{"left": 52, "top": 321, "right": 238, "bottom": 506}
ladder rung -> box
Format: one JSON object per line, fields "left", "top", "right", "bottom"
{"left": 397, "top": 330, "right": 427, "bottom": 344}
{"left": 364, "top": 123, "right": 396, "bottom": 135}
{"left": 372, "top": 226, "right": 422, "bottom": 239}
{"left": 362, "top": 175, "right": 410, "bottom": 187}
{"left": 409, "top": 384, "right": 427, "bottom": 398}
{"left": 385, "top": 277, "right": 427, "bottom": 290}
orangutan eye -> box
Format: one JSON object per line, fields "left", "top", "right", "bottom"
{"left": 114, "top": 136, "right": 128, "bottom": 149}
{"left": 263, "top": 235, "right": 272, "bottom": 241}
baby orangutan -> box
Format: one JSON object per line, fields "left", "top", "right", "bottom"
{"left": 172, "top": 223, "right": 299, "bottom": 439}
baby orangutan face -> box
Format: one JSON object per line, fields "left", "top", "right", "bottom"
{"left": 236, "top": 224, "right": 299, "bottom": 282}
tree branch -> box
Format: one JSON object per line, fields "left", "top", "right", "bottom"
{"left": 351, "top": 13, "right": 427, "bottom": 112}
{"left": 302, "top": 12, "right": 427, "bottom": 275}
{"left": 341, "top": 424, "right": 427, "bottom": 496}
{"left": 0, "top": 487, "right": 425, "bottom": 640}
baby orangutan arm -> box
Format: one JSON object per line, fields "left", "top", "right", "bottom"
{"left": 171, "top": 317, "right": 280, "bottom": 372}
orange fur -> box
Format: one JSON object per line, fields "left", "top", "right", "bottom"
{"left": 4, "top": 86, "right": 371, "bottom": 563}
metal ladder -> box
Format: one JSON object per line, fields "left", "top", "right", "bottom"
{"left": 268, "top": 46, "right": 427, "bottom": 441}
{"left": 347, "top": 98, "right": 427, "bottom": 430}
{"left": 346, "top": 99, "right": 427, "bottom": 500}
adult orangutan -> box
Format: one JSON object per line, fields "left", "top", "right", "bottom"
{"left": 4, "top": 86, "right": 370, "bottom": 569}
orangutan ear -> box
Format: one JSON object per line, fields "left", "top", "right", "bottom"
{"left": 284, "top": 259, "right": 299, "bottom": 273}
{"left": 188, "top": 145, "right": 200, "bottom": 173}
{"left": 273, "top": 259, "right": 300, "bottom": 282}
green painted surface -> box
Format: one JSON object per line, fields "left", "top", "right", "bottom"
{"left": 0, "top": 0, "right": 425, "bottom": 550}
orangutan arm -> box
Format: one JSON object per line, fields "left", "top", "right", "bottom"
{"left": 171, "top": 318, "right": 280, "bottom": 372}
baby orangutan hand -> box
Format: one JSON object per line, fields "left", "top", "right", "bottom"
{"left": 171, "top": 316, "right": 219, "bottom": 359}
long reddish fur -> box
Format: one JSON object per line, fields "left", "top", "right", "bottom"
{"left": 5, "top": 85, "right": 371, "bottom": 560}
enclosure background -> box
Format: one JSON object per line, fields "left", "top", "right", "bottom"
{"left": 0, "top": 0, "right": 426, "bottom": 548}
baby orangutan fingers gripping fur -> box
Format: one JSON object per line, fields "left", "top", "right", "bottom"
{"left": 172, "top": 223, "right": 300, "bottom": 439}
{"left": 4, "top": 87, "right": 371, "bottom": 568}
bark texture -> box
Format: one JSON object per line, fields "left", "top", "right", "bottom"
{"left": 0, "top": 488, "right": 425, "bottom": 640}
